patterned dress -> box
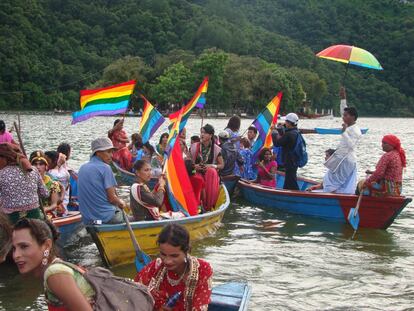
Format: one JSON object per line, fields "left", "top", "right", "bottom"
{"left": 135, "top": 257, "right": 213, "bottom": 311}
{"left": 365, "top": 149, "right": 403, "bottom": 197}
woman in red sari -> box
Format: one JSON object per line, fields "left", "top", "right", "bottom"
{"left": 108, "top": 119, "right": 132, "bottom": 170}
{"left": 135, "top": 224, "right": 213, "bottom": 311}
{"left": 362, "top": 134, "right": 406, "bottom": 197}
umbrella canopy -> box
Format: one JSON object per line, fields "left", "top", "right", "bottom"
{"left": 316, "top": 45, "right": 383, "bottom": 70}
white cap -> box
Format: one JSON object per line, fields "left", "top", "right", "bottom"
{"left": 218, "top": 131, "right": 230, "bottom": 139}
{"left": 285, "top": 113, "right": 299, "bottom": 125}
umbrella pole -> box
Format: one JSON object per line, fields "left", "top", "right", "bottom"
{"left": 342, "top": 64, "right": 349, "bottom": 87}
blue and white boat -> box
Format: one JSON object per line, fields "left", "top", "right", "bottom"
{"left": 210, "top": 282, "right": 252, "bottom": 311}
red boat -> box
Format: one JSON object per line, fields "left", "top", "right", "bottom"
{"left": 238, "top": 174, "right": 411, "bottom": 230}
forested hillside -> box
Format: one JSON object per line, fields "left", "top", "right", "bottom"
{"left": 1, "top": 0, "right": 413, "bottom": 116}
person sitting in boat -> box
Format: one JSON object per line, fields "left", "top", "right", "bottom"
{"left": 0, "top": 143, "right": 49, "bottom": 224}
{"left": 45, "top": 151, "right": 70, "bottom": 214}
{"left": 130, "top": 160, "right": 166, "bottom": 221}
{"left": 247, "top": 125, "right": 257, "bottom": 147}
{"left": 359, "top": 135, "right": 406, "bottom": 197}
{"left": 30, "top": 151, "right": 65, "bottom": 218}
{"left": 142, "top": 142, "right": 163, "bottom": 178}
{"left": 239, "top": 138, "right": 257, "bottom": 180}
{"left": 190, "top": 124, "right": 224, "bottom": 211}
{"left": 108, "top": 119, "right": 132, "bottom": 171}
{"left": 128, "top": 133, "right": 144, "bottom": 164}
{"left": 271, "top": 113, "right": 300, "bottom": 190}
{"left": 306, "top": 148, "right": 355, "bottom": 194}
{"left": 324, "top": 107, "right": 361, "bottom": 196}
{"left": 56, "top": 142, "right": 79, "bottom": 211}
{"left": 156, "top": 132, "right": 169, "bottom": 161}
{"left": 135, "top": 224, "right": 213, "bottom": 311}
{"left": 256, "top": 148, "right": 277, "bottom": 188}
{"left": 218, "top": 131, "right": 244, "bottom": 177}
{"left": 12, "top": 218, "right": 95, "bottom": 310}
{"left": 185, "top": 159, "right": 205, "bottom": 209}
{"left": 224, "top": 115, "right": 241, "bottom": 149}
{"left": 191, "top": 135, "right": 200, "bottom": 145}
{"left": 0, "top": 120, "right": 18, "bottom": 146}
{"left": 78, "top": 138, "right": 126, "bottom": 225}
{"left": 0, "top": 211, "right": 12, "bottom": 263}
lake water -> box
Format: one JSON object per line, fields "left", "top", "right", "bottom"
{"left": 0, "top": 114, "right": 413, "bottom": 310}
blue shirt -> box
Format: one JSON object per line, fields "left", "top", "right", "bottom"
{"left": 78, "top": 156, "right": 117, "bottom": 224}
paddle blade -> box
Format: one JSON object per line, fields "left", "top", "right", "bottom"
{"left": 347, "top": 207, "right": 360, "bottom": 231}
{"left": 135, "top": 252, "right": 152, "bottom": 272}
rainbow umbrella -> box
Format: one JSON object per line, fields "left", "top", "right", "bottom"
{"left": 316, "top": 44, "right": 383, "bottom": 70}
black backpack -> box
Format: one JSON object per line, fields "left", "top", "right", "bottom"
{"left": 46, "top": 260, "right": 154, "bottom": 311}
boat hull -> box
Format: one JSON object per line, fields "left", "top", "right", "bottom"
{"left": 52, "top": 211, "right": 84, "bottom": 246}
{"left": 238, "top": 179, "right": 411, "bottom": 229}
{"left": 221, "top": 175, "right": 240, "bottom": 196}
{"left": 315, "top": 127, "right": 368, "bottom": 135}
{"left": 87, "top": 186, "right": 230, "bottom": 267}
{"left": 210, "top": 282, "right": 251, "bottom": 311}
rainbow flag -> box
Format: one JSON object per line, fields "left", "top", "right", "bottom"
{"left": 251, "top": 92, "right": 283, "bottom": 161}
{"left": 169, "top": 77, "right": 208, "bottom": 131}
{"left": 139, "top": 95, "right": 165, "bottom": 144}
{"left": 165, "top": 107, "right": 183, "bottom": 156}
{"left": 165, "top": 120, "right": 198, "bottom": 217}
{"left": 72, "top": 80, "right": 136, "bottom": 124}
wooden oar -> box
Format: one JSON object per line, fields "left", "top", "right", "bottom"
{"left": 121, "top": 209, "right": 151, "bottom": 272}
{"left": 13, "top": 121, "right": 26, "bottom": 156}
{"left": 347, "top": 191, "right": 364, "bottom": 239}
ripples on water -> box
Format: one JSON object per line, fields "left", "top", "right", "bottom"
{"left": 0, "top": 114, "right": 413, "bottom": 310}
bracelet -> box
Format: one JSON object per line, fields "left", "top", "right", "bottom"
{"left": 157, "top": 187, "right": 166, "bottom": 193}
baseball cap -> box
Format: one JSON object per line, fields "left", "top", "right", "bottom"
{"left": 285, "top": 113, "right": 299, "bottom": 125}
{"left": 91, "top": 137, "right": 116, "bottom": 156}
{"left": 218, "top": 131, "right": 230, "bottom": 139}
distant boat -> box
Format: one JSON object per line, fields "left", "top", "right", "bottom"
{"left": 314, "top": 127, "right": 369, "bottom": 135}
{"left": 238, "top": 173, "right": 411, "bottom": 230}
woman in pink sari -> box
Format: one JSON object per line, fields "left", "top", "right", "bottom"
{"left": 256, "top": 148, "right": 277, "bottom": 188}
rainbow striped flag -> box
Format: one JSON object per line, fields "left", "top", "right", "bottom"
{"left": 165, "top": 114, "right": 198, "bottom": 216}
{"left": 169, "top": 77, "right": 208, "bottom": 131}
{"left": 139, "top": 95, "right": 165, "bottom": 144}
{"left": 251, "top": 92, "right": 283, "bottom": 161}
{"left": 72, "top": 80, "right": 136, "bottom": 124}
{"left": 165, "top": 107, "right": 183, "bottom": 156}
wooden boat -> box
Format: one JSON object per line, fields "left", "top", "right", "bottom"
{"left": 314, "top": 127, "right": 369, "bottom": 135}
{"left": 52, "top": 211, "right": 84, "bottom": 246}
{"left": 221, "top": 175, "right": 240, "bottom": 196}
{"left": 87, "top": 185, "right": 230, "bottom": 267}
{"left": 112, "top": 161, "right": 157, "bottom": 188}
{"left": 210, "top": 282, "right": 251, "bottom": 311}
{"left": 238, "top": 174, "right": 411, "bottom": 230}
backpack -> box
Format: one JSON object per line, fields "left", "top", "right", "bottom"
{"left": 46, "top": 260, "right": 154, "bottom": 311}
{"left": 290, "top": 130, "right": 308, "bottom": 168}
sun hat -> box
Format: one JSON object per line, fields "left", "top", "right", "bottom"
{"left": 285, "top": 113, "right": 299, "bottom": 125}
{"left": 91, "top": 137, "right": 116, "bottom": 156}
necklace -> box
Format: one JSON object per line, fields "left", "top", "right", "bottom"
{"left": 166, "top": 264, "right": 188, "bottom": 287}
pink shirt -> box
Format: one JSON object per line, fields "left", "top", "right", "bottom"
{"left": 0, "top": 131, "right": 13, "bottom": 143}
{"left": 366, "top": 150, "right": 403, "bottom": 183}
